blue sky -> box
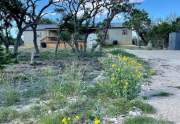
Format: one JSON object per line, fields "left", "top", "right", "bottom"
{"left": 45, "top": 0, "right": 180, "bottom": 22}
{"left": 138, "top": 0, "right": 180, "bottom": 20}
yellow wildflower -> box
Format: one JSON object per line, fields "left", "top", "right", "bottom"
{"left": 62, "top": 117, "right": 68, "bottom": 124}
{"left": 94, "top": 117, "right": 101, "bottom": 124}
{"left": 75, "top": 115, "right": 80, "bottom": 120}
{"left": 67, "top": 117, "right": 71, "bottom": 121}
{"left": 112, "top": 64, "right": 117, "bottom": 68}
{"left": 124, "top": 80, "right": 129, "bottom": 90}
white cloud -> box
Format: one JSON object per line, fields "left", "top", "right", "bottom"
{"left": 129, "top": 0, "right": 144, "bottom": 3}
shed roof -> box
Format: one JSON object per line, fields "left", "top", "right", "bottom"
{"left": 25, "top": 24, "right": 58, "bottom": 31}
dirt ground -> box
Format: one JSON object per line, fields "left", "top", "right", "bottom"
{"left": 127, "top": 50, "right": 180, "bottom": 124}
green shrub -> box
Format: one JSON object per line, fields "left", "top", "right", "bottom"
{"left": 3, "top": 89, "right": 20, "bottom": 106}
{"left": 103, "top": 55, "right": 143, "bottom": 100}
{"left": 39, "top": 114, "right": 60, "bottom": 124}
{"left": 130, "top": 100, "right": 156, "bottom": 114}
{"left": 0, "top": 45, "right": 8, "bottom": 69}
{"left": 124, "top": 116, "right": 173, "bottom": 124}
{"left": 0, "top": 107, "right": 18, "bottom": 123}
{"left": 107, "top": 98, "right": 131, "bottom": 115}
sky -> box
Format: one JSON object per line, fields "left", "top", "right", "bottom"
{"left": 44, "top": 0, "right": 180, "bottom": 22}
{"left": 137, "top": 0, "right": 180, "bottom": 20}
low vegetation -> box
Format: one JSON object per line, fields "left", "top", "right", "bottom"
{"left": 0, "top": 48, "right": 156, "bottom": 123}
{"left": 124, "top": 116, "right": 173, "bottom": 124}
{"left": 0, "top": 107, "right": 18, "bottom": 123}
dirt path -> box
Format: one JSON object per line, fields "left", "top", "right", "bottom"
{"left": 127, "top": 50, "right": 180, "bottom": 124}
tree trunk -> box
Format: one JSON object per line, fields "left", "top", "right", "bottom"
{"left": 55, "top": 40, "right": 60, "bottom": 55}
{"left": 32, "top": 26, "right": 40, "bottom": 55}
{"left": 13, "top": 31, "right": 22, "bottom": 57}
{"left": 5, "top": 44, "right": 9, "bottom": 53}
{"left": 139, "top": 33, "right": 147, "bottom": 46}
{"left": 83, "top": 33, "right": 89, "bottom": 53}
{"left": 5, "top": 29, "right": 10, "bottom": 53}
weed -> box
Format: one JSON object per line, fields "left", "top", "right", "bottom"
{"left": 124, "top": 116, "right": 173, "bottom": 124}
{"left": 39, "top": 114, "right": 60, "bottom": 124}
{"left": 0, "top": 107, "right": 18, "bottom": 123}
{"left": 130, "top": 100, "right": 156, "bottom": 114}
{"left": 3, "top": 89, "right": 20, "bottom": 106}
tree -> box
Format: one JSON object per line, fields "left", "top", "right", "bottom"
{"left": 55, "top": 0, "right": 103, "bottom": 54}
{"left": 123, "top": 9, "right": 151, "bottom": 45}
{"left": 56, "top": 0, "right": 133, "bottom": 54}
{"left": 27, "top": 0, "right": 56, "bottom": 55}
{"left": 0, "top": 44, "right": 8, "bottom": 69}
{"left": 148, "top": 22, "right": 173, "bottom": 48}
{"left": 92, "top": 0, "right": 133, "bottom": 52}
{"left": 172, "top": 17, "right": 180, "bottom": 32}
{"left": 0, "top": 3, "right": 14, "bottom": 53}
{"left": 40, "top": 18, "right": 56, "bottom": 24}
{"left": 1, "top": 0, "right": 34, "bottom": 57}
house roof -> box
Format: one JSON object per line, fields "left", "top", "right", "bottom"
{"left": 25, "top": 24, "right": 58, "bottom": 31}
{"left": 25, "top": 23, "right": 127, "bottom": 31}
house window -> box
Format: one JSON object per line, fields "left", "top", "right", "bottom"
{"left": 122, "top": 29, "right": 128, "bottom": 35}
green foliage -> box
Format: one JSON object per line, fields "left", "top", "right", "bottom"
{"left": 130, "top": 100, "right": 156, "bottom": 114}
{"left": 59, "top": 31, "right": 72, "bottom": 42}
{"left": 148, "top": 22, "right": 173, "bottom": 48}
{"left": 0, "top": 107, "right": 18, "bottom": 123}
{"left": 0, "top": 45, "right": 7, "bottom": 69}
{"left": 107, "top": 98, "right": 132, "bottom": 115}
{"left": 39, "top": 114, "right": 60, "bottom": 124}
{"left": 103, "top": 55, "right": 143, "bottom": 100}
{"left": 124, "top": 116, "right": 173, "bottom": 124}
{"left": 0, "top": 49, "right": 156, "bottom": 123}
{"left": 40, "top": 18, "right": 56, "bottom": 24}
{"left": 3, "top": 89, "right": 20, "bottom": 106}
{"left": 124, "top": 9, "right": 151, "bottom": 45}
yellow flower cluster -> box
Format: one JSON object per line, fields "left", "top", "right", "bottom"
{"left": 61, "top": 115, "right": 80, "bottom": 124}
{"left": 94, "top": 117, "right": 101, "bottom": 124}
{"left": 61, "top": 116, "right": 100, "bottom": 124}
{"left": 62, "top": 117, "right": 71, "bottom": 124}
{"left": 119, "top": 56, "right": 142, "bottom": 68}
{"left": 109, "top": 55, "right": 144, "bottom": 99}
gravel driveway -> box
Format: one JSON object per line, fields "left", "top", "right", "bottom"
{"left": 126, "top": 50, "right": 180, "bottom": 124}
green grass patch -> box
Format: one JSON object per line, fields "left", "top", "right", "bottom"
{"left": 39, "top": 114, "right": 60, "bottom": 124}
{"left": 3, "top": 89, "right": 20, "bottom": 106}
{"left": 0, "top": 107, "right": 19, "bottom": 123}
{"left": 124, "top": 116, "right": 173, "bottom": 124}
{"left": 130, "top": 100, "right": 156, "bottom": 114}
{"left": 0, "top": 48, "right": 157, "bottom": 123}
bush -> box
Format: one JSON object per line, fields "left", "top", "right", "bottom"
{"left": 103, "top": 55, "right": 143, "bottom": 100}
{"left": 0, "top": 107, "right": 18, "bottom": 123}
{"left": 39, "top": 114, "right": 60, "bottom": 124}
{"left": 3, "top": 89, "right": 20, "bottom": 106}
{"left": 130, "top": 100, "right": 156, "bottom": 114}
{"left": 0, "top": 45, "right": 7, "bottom": 69}
{"left": 124, "top": 116, "right": 173, "bottom": 124}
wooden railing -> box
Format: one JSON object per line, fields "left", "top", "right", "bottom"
{"left": 41, "top": 36, "right": 58, "bottom": 43}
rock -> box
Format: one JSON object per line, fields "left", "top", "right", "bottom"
{"left": 103, "top": 116, "right": 124, "bottom": 124}
{"left": 128, "top": 107, "right": 142, "bottom": 116}
{"left": 90, "top": 71, "right": 106, "bottom": 83}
